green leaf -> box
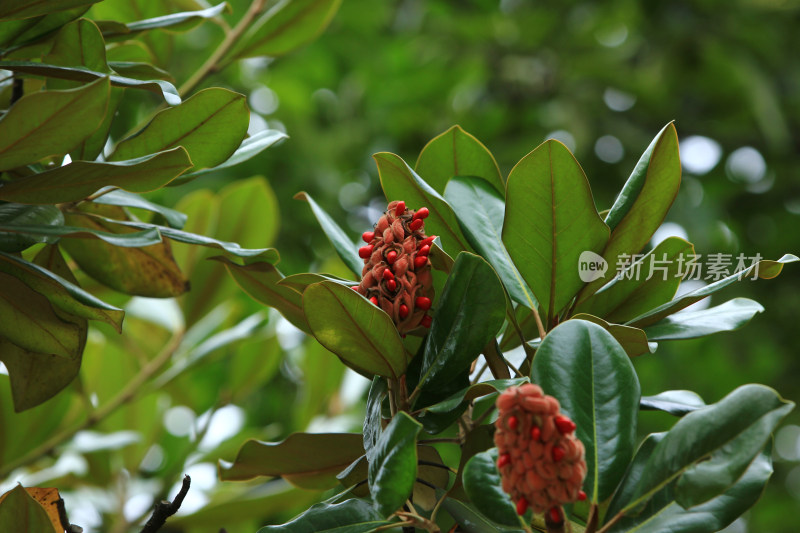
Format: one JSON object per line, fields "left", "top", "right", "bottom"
{"left": 640, "top": 390, "right": 706, "bottom": 417}
{"left": 368, "top": 411, "right": 422, "bottom": 517}
{"left": 583, "top": 124, "right": 681, "bottom": 301}
{"left": 0, "top": 204, "right": 63, "bottom": 253}
{"left": 0, "top": 271, "right": 81, "bottom": 357}
{"left": 0, "top": 60, "right": 181, "bottom": 105}
{"left": 174, "top": 129, "right": 287, "bottom": 182}
{"left": 0, "top": 221, "right": 162, "bottom": 248}
{"left": 0, "top": 147, "right": 193, "bottom": 204}
{"left": 417, "top": 253, "right": 506, "bottom": 396}
{"left": 0, "top": 485, "right": 57, "bottom": 532}
{"left": 108, "top": 61, "right": 173, "bottom": 81}
{"left": 109, "top": 88, "right": 249, "bottom": 171}
{"left": 574, "top": 237, "right": 695, "bottom": 323}
{"left": 0, "top": 0, "right": 99, "bottom": 21}
{"left": 219, "top": 433, "right": 364, "bottom": 490}
{"left": 303, "top": 281, "right": 407, "bottom": 379}
{"left": 570, "top": 313, "right": 653, "bottom": 357}
{"left": 295, "top": 191, "right": 361, "bottom": 276}
{"left": 0, "top": 76, "right": 109, "bottom": 170}
{"left": 279, "top": 272, "right": 356, "bottom": 294}
{"left": 444, "top": 176, "right": 537, "bottom": 310}
{"left": 256, "top": 499, "right": 391, "bottom": 533}
{"left": 214, "top": 257, "right": 310, "bottom": 335}
{"left": 363, "top": 377, "right": 387, "bottom": 463}
{"left": 607, "top": 442, "right": 773, "bottom": 533}
{"left": 502, "top": 140, "right": 609, "bottom": 324}
{"left": 0, "top": 250, "right": 123, "bottom": 332}
{"left": 642, "top": 298, "right": 764, "bottom": 340}
{"left": 620, "top": 384, "right": 792, "bottom": 514}
{"left": 0, "top": 6, "right": 88, "bottom": 48}
{"left": 374, "top": 152, "right": 472, "bottom": 255}
{"left": 416, "top": 125, "right": 504, "bottom": 195}
{"left": 442, "top": 496, "right": 525, "bottom": 533}
{"left": 531, "top": 320, "right": 640, "bottom": 503}
{"left": 44, "top": 18, "right": 109, "bottom": 88}
{"left": 627, "top": 254, "right": 799, "bottom": 327}
{"left": 91, "top": 188, "right": 187, "bottom": 229}
{"left": 114, "top": 2, "right": 229, "bottom": 35}
{"left": 233, "top": 0, "right": 342, "bottom": 60}
{"left": 462, "top": 449, "right": 519, "bottom": 527}
{"left": 72, "top": 87, "right": 124, "bottom": 161}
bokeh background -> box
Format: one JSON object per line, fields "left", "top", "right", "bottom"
{"left": 2, "top": 1, "right": 799, "bottom": 531}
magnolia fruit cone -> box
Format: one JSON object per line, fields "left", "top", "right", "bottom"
{"left": 494, "top": 384, "right": 587, "bottom": 516}
{"left": 356, "top": 201, "right": 434, "bottom": 334}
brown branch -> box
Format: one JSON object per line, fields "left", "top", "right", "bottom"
{"left": 139, "top": 475, "right": 191, "bottom": 533}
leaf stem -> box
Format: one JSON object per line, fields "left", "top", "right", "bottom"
{"left": 0, "top": 330, "right": 185, "bottom": 478}
{"left": 178, "top": 0, "right": 266, "bottom": 96}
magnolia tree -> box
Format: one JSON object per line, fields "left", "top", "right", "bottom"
{"left": 219, "top": 124, "right": 797, "bottom": 533}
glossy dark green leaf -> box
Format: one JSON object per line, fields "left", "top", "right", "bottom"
{"left": 374, "top": 152, "right": 472, "bottom": 255}
{"left": 0, "top": 0, "right": 99, "bottom": 21}
{"left": 363, "top": 377, "right": 387, "bottom": 464}
{"left": 0, "top": 77, "right": 109, "bottom": 170}
{"left": 627, "top": 254, "right": 798, "bottom": 327}
{"left": 256, "top": 499, "right": 391, "bottom": 533}
{"left": 640, "top": 390, "right": 706, "bottom": 416}
{"left": 607, "top": 441, "right": 773, "bottom": 533}
{"left": 0, "top": 60, "right": 181, "bottom": 104}
{"left": 570, "top": 313, "right": 653, "bottom": 357}
{"left": 295, "top": 191, "right": 361, "bottom": 276}
{"left": 368, "top": 411, "right": 422, "bottom": 517}
{"left": 502, "top": 140, "right": 609, "bottom": 324}
{"left": 0, "top": 147, "right": 192, "bottom": 204}
{"left": 175, "top": 129, "right": 287, "bottom": 182}
{"left": 92, "top": 188, "right": 187, "bottom": 229}
{"left": 619, "top": 384, "right": 792, "bottom": 514}
{"left": 0, "top": 204, "right": 63, "bottom": 253}
{"left": 531, "top": 320, "right": 640, "bottom": 502}
{"left": 442, "top": 496, "right": 525, "bottom": 533}
{"left": 463, "top": 448, "right": 519, "bottom": 526}
{"left": 303, "top": 281, "right": 407, "bottom": 378}
{"left": 109, "top": 88, "right": 248, "bottom": 171}
{"left": 0, "top": 250, "right": 123, "bottom": 332}
{"left": 233, "top": 0, "right": 342, "bottom": 59}
{"left": 417, "top": 253, "right": 506, "bottom": 395}
{"left": 643, "top": 297, "right": 764, "bottom": 341}
{"left": 416, "top": 125, "right": 504, "bottom": 194}
{"left": 445, "top": 176, "right": 537, "bottom": 310}
{"left": 581, "top": 124, "right": 681, "bottom": 301}
{"left": 574, "top": 237, "right": 695, "bottom": 323}
{"left": 214, "top": 257, "right": 310, "bottom": 335}
{"left": 0, "top": 485, "right": 57, "bottom": 532}
{"left": 219, "top": 432, "right": 364, "bottom": 490}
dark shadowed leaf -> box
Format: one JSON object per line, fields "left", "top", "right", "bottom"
{"left": 303, "top": 281, "right": 407, "bottom": 378}
{"left": 442, "top": 496, "right": 525, "bottom": 533}
{"left": 0, "top": 76, "right": 109, "bottom": 170}
{"left": 92, "top": 188, "right": 187, "bottom": 229}
{"left": 0, "top": 204, "right": 63, "bottom": 253}
{"left": 295, "top": 191, "right": 362, "bottom": 276}
{"left": 463, "top": 448, "right": 519, "bottom": 526}
{"left": 363, "top": 377, "right": 387, "bottom": 464}
{"left": 642, "top": 298, "right": 764, "bottom": 340}
{"left": 368, "top": 411, "right": 422, "bottom": 517}
{"left": 256, "top": 499, "right": 391, "bottom": 533}
{"left": 531, "top": 320, "right": 640, "bottom": 503}
{"left": 416, "top": 125, "right": 504, "bottom": 194}
{"left": 0, "top": 0, "right": 100, "bottom": 21}
{"left": 0, "top": 6, "right": 88, "bottom": 47}
{"left": 502, "top": 140, "right": 609, "bottom": 324}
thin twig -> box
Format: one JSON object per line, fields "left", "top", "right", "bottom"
{"left": 139, "top": 475, "right": 191, "bottom": 533}
{"left": 56, "top": 498, "right": 83, "bottom": 533}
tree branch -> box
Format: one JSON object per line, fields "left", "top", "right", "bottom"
{"left": 140, "top": 475, "right": 191, "bottom": 533}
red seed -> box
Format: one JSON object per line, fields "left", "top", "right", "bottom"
{"left": 386, "top": 279, "right": 397, "bottom": 292}
{"left": 530, "top": 426, "right": 541, "bottom": 441}
{"left": 420, "top": 315, "right": 432, "bottom": 328}
{"left": 497, "top": 453, "right": 511, "bottom": 469}
{"left": 415, "top": 296, "right": 431, "bottom": 310}
{"left": 508, "top": 416, "right": 519, "bottom": 430}
{"left": 552, "top": 446, "right": 565, "bottom": 462}
{"left": 386, "top": 250, "right": 398, "bottom": 264}
{"left": 419, "top": 236, "right": 436, "bottom": 247}
{"left": 516, "top": 497, "right": 528, "bottom": 516}
{"left": 414, "top": 256, "right": 427, "bottom": 269}
{"left": 358, "top": 245, "right": 373, "bottom": 259}
{"left": 578, "top": 490, "right": 587, "bottom": 501}
{"left": 382, "top": 269, "right": 394, "bottom": 280}
{"left": 399, "top": 304, "right": 409, "bottom": 318}
{"left": 369, "top": 297, "right": 378, "bottom": 306}
{"left": 351, "top": 286, "right": 358, "bottom": 291}
{"left": 362, "top": 231, "right": 375, "bottom": 243}
{"left": 555, "top": 415, "right": 576, "bottom": 434}
{"left": 395, "top": 201, "right": 406, "bottom": 216}
{"left": 409, "top": 218, "right": 423, "bottom": 231}
{"left": 417, "top": 244, "right": 430, "bottom": 257}
{"left": 413, "top": 207, "right": 429, "bottom": 220}
{"left": 548, "top": 507, "right": 561, "bottom": 524}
